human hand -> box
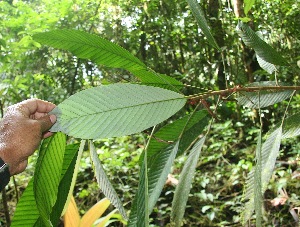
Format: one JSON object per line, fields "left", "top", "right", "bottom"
{"left": 0, "top": 99, "right": 57, "bottom": 175}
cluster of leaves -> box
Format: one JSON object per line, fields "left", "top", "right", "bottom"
{"left": 1, "top": 0, "right": 300, "bottom": 226}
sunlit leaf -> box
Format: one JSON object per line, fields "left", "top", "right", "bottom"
{"left": 171, "top": 136, "right": 206, "bottom": 226}
{"left": 34, "top": 133, "right": 66, "bottom": 226}
{"left": 237, "top": 81, "right": 293, "bottom": 108}
{"left": 33, "top": 29, "right": 146, "bottom": 72}
{"left": 63, "top": 196, "right": 80, "bottom": 227}
{"left": 80, "top": 198, "right": 111, "bottom": 227}
{"left": 90, "top": 141, "right": 127, "bottom": 219}
{"left": 50, "top": 83, "right": 186, "bottom": 139}
{"left": 244, "top": 126, "right": 282, "bottom": 223}
{"left": 187, "top": 0, "right": 220, "bottom": 50}
{"left": 244, "top": 0, "right": 255, "bottom": 15}
{"left": 237, "top": 21, "right": 288, "bottom": 66}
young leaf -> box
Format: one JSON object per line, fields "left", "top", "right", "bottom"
{"left": 63, "top": 196, "right": 81, "bottom": 227}
{"left": 236, "top": 21, "right": 288, "bottom": 66}
{"left": 50, "top": 84, "right": 186, "bottom": 139}
{"left": 80, "top": 198, "right": 111, "bottom": 226}
{"left": 243, "top": 126, "right": 282, "bottom": 223}
{"left": 171, "top": 136, "right": 206, "bottom": 226}
{"left": 89, "top": 141, "right": 127, "bottom": 219}
{"left": 237, "top": 81, "right": 293, "bottom": 108}
{"left": 187, "top": 0, "right": 220, "bottom": 50}
{"left": 34, "top": 133, "right": 66, "bottom": 226}
{"left": 244, "top": 0, "right": 255, "bottom": 15}
{"left": 33, "top": 29, "right": 146, "bottom": 72}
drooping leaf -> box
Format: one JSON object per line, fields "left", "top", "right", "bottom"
{"left": 128, "top": 141, "right": 179, "bottom": 227}
{"left": 63, "top": 196, "right": 81, "bottom": 227}
{"left": 80, "top": 198, "right": 111, "bottom": 226}
{"left": 34, "top": 133, "right": 66, "bottom": 226}
{"left": 33, "top": 29, "right": 146, "bottom": 72}
{"left": 145, "top": 110, "right": 208, "bottom": 158}
{"left": 61, "top": 140, "right": 86, "bottom": 216}
{"left": 95, "top": 209, "right": 118, "bottom": 227}
{"left": 11, "top": 179, "right": 39, "bottom": 227}
{"left": 50, "top": 143, "right": 80, "bottom": 226}
{"left": 236, "top": 21, "right": 288, "bottom": 66}
{"left": 254, "top": 131, "right": 262, "bottom": 226}
{"left": 237, "top": 81, "right": 293, "bottom": 108}
{"left": 89, "top": 141, "right": 127, "bottom": 219}
{"left": 243, "top": 126, "right": 282, "bottom": 223}
{"left": 171, "top": 136, "right": 206, "bottom": 226}
{"left": 186, "top": 0, "right": 220, "bottom": 50}
{"left": 50, "top": 84, "right": 186, "bottom": 139}
{"left": 148, "top": 141, "right": 180, "bottom": 214}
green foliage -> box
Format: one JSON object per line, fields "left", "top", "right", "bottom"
{"left": 2, "top": 0, "right": 300, "bottom": 226}
{"left": 50, "top": 83, "right": 186, "bottom": 139}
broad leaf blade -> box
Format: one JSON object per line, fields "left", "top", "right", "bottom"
{"left": 273, "top": 112, "right": 300, "bottom": 139}
{"left": 237, "top": 21, "right": 288, "bottom": 66}
{"left": 243, "top": 126, "right": 282, "bottom": 222}
{"left": 90, "top": 141, "right": 127, "bottom": 219}
{"left": 33, "top": 29, "right": 146, "bottom": 72}
{"left": 187, "top": 0, "right": 220, "bottom": 50}
{"left": 244, "top": 0, "right": 255, "bottom": 15}
{"left": 171, "top": 136, "right": 206, "bottom": 226}
{"left": 50, "top": 84, "right": 186, "bottom": 139}
{"left": 34, "top": 133, "right": 66, "bottom": 226}
{"left": 237, "top": 82, "right": 293, "bottom": 108}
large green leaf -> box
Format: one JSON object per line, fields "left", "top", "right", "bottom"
{"left": 171, "top": 136, "right": 206, "bottom": 226}
{"left": 33, "top": 29, "right": 146, "bottom": 72}
{"left": 237, "top": 21, "right": 288, "bottom": 66}
{"left": 237, "top": 82, "right": 293, "bottom": 108}
{"left": 243, "top": 126, "right": 282, "bottom": 223}
{"left": 187, "top": 0, "right": 220, "bottom": 50}
{"left": 244, "top": 0, "right": 255, "bottom": 15}
{"left": 34, "top": 133, "right": 66, "bottom": 226}
{"left": 278, "top": 112, "right": 300, "bottom": 139}
{"left": 33, "top": 30, "right": 183, "bottom": 92}
{"left": 11, "top": 179, "right": 39, "bottom": 227}
{"left": 50, "top": 83, "right": 186, "bottom": 139}
{"left": 89, "top": 141, "right": 127, "bottom": 220}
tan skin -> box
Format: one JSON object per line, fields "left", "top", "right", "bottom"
{"left": 0, "top": 99, "right": 56, "bottom": 175}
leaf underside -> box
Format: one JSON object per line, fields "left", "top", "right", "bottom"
{"left": 237, "top": 81, "right": 293, "bottom": 108}
{"left": 50, "top": 84, "right": 186, "bottom": 139}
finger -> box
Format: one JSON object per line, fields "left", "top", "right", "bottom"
{"left": 38, "top": 114, "right": 57, "bottom": 133}
{"left": 20, "top": 99, "right": 56, "bottom": 116}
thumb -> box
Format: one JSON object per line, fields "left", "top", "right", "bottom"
{"left": 38, "top": 114, "right": 57, "bottom": 133}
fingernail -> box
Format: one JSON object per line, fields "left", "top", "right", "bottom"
{"left": 49, "top": 114, "right": 57, "bottom": 124}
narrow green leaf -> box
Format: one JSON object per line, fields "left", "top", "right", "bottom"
{"left": 50, "top": 143, "right": 80, "bottom": 226}
{"left": 89, "top": 141, "right": 127, "bottom": 220}
{"left": 243, "top": 126, "right": 282, "bottom": 223}
{"left": 254, "top": 131, "right": 262, "bottom": 226}
{"left": 244, "top": 0, "right": 255, "bottom": 15}
{"left": 237, "top": 82, "right": 293, "bottom": 108}
{"left": 11, "top": 179, "right": 39, "bottom": 227}
{"left": 50, "top": 84, "right": 186, "bottom": 139}
{"left": 34, "top": 133, "right": 66, "bottom": 226}
{"left": 145, "top": 110, "right": 208, "bottom": 159}
{"left": 33, "top": 29, "right": 146, "bottom": 72}
{"left": 236, "top": 21, "right": 288, "bottom": 66}
{"left": 187, "top": 0, "right": 220, "bottom": 50}
{"left": 128, "top": 141, "right": 180, "bottom": 227}
{"left": 171, "top": 136, "right": 206, "bottom": 226}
